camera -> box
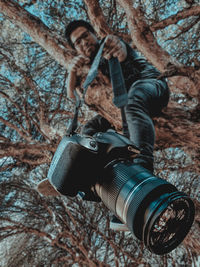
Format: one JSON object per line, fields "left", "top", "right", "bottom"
{"left": 47, "top": 130, "right": 195, "bottom": 255}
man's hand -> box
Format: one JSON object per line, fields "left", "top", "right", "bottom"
{"left": 69, "top": 55, "right": 90, "bottom": 73}
{"left": 103, "top": 35, "right": 127, "bottom": 62}
{"left": 67, "top": 55, "right": 90, "bottom": 99}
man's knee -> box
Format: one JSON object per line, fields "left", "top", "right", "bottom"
{"left": 127, "top": 79, "right": 169, "bottom": 117}
{"left": 126, "top": 84, "right": 153, "bottom": 116}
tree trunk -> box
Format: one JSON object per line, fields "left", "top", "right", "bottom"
{"left": 0, "top": 0, "right": 76, "bottom": 69}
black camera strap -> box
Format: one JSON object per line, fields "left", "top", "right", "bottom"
{"left": 66, "top": 40, "right": 129, "bottom": 137}
{"left": 108, "top": 56, "right": 129, "bottom": 138}
{"left": 66, "top": 90, "right": 82, "bottom": 136}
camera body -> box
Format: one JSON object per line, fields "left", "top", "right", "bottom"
{"left": 47, "top": 131, "right": 195, "bottom": 255}
{"left": 47, "top": 130, "right": 139, "bottom": 197}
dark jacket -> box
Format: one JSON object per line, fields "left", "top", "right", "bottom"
{"left": 99, "top": 41, "right": 162, "bottom": 91}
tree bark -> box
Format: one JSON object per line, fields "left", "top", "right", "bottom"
{"left": 150, "top": 5, "right": 200, "bottom": 31}
{"left": 116, "top": 0, "right": 176, "bottom": 72}
{"left": 0, "top": 0, "right": 76, "bottom": 69}
{"left": 116, "top": 0, "right": 200, "bottom": 91}
{"left": 83, "top": 0, "right": 113, "bottom": 37}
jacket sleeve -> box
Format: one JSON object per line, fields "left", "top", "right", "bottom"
{"left": 81, "top": 114, "right": 114, "bottom": 136}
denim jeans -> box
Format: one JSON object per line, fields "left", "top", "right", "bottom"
{"left": 125, "top": 78, "right": 170, "bottom": 171}
{"left": 82, "top": 78, "right": 169, "bottom": 172}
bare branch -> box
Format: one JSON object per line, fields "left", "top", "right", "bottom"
{"left": 83, "top": 0, "right": 113, "bottom": 37}
{"left": 116, "top": 0, "right": 179, "bottom": 72}
{"left": 150, "top": 5, "right": 200, "bottom": 31}
{"left": 0, "top": 116, "right": 32, "bottom": 142}
{"left": 0, "top": 142, "right": 57, "bottom": 169}
{"left": 0, "top": 0, "right": 75, "bottom": 69}
{"left": 0, "top": 88, "right": 32, "bottom": 132}
{"left": 49, "top": 70, "right": 68, "bottom": 123}
{"left": 166, "top": 16, "right": 200, "bottom": 40}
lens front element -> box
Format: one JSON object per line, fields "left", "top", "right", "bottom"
{"left": 143, "top": 192, "right": 195, "bottom": 254}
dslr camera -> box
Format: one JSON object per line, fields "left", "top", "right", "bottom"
{"left": 47, "top": 130, "right": 195, "bottom": 255}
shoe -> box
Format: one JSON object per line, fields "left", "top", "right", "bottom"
{"left": 110, "top": 216, "right": 129, "bottom": 231}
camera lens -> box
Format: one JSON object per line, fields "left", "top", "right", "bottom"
{"left": 95, "top": 161, "right": 195, "bottom": 255}
{"left": 143, "top": 192, "right": 194, "bottom": 254}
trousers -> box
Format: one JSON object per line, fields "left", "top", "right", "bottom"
{"left": 82, "top": 78, "right": 170, "bottom": 172}
{"left": 125, "top": 78, "right": 169, "bottom": 171}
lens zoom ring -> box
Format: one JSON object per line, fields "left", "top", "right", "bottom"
{"left": 101, "top": 162, "right": 130, "bottom": 212}
{"left": 101, "top": 162, "right": 148, "bottom": 213}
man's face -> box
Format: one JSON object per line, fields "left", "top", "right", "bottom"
{"left": 70, "top": 26, "right": 99, "bottom": 58}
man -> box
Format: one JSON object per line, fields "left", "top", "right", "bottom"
{"left": 64, "top": 20, "right": 170, "bottom": 230}
{"left": 66, "top": 21, "right": 128, "bottom": 99}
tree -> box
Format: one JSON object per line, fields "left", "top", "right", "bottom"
{"left": 1, "top": 170, "right": 199, "bottom": 266}
{"left": 0, "top": 0, "right": 199, "bottom": 266}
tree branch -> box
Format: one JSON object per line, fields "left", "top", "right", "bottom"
{"left": 0, "top": 116, "right": 32, "bottom": 142}
{"left": 83, "top": 0, "right": 113, "bottom": 37}
{"left": 116, "top": 0, "right": 200, "bottom": 89}
{"left": 167, "top": 16, "right": 200, "bottom": 40}
{"left": 0, "top": 0, "right": 75, "bottom": 69}
{"left": 116, "top": 0, "right": 179, "bottom": 72}
{"left": 0, "top": 51, "right": 66, "bottom": 141}
{"left": 0, "top": 87, "right": 32, "bottom": 132}
{"left": 0, "top": 142, "right": 57, "bottom": 169}
{"left": 150, "top": 5, "right": 200, "bottom": 31}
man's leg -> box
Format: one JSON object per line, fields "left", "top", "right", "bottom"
{"left": 125, "top": 79, "right": 170, "bottom": 172}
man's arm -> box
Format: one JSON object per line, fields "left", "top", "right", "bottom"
{"left": 66, "top": 55, "right": 90, "bottom": 99}
{"left": 66, "top": 71, "right": 77, "bottom": 99}
{"left": 81, "top": 115, "right": 114, "bottom": 136}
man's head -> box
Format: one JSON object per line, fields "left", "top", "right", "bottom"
{"left": 65, "top": 20, "right": 99, "bottom": 58}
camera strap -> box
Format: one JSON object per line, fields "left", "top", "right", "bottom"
{"left": 66, "top": 40, "right": 129, "bottom": 137}
{"left": 108, "top": 56, "right": 129, "bottom": 138}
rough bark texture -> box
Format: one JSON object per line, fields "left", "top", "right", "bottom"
{"left": 150, "top": 5, "right": 200, "bottom": 31}
{"left": 0, "top": 0, "right": 76, "bottom": 69}
{"left": 116, "top": 0, "right": 200, "bottom": 89}
{"left": 116, "top": 0, "right": 177, "bottom": 71}
{"left": 83, "top": 0, "right": 113, "bottom": 37}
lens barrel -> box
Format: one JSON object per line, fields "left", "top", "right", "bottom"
{"left": 95, "top": 160, "right": 195, "bottom": 255}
